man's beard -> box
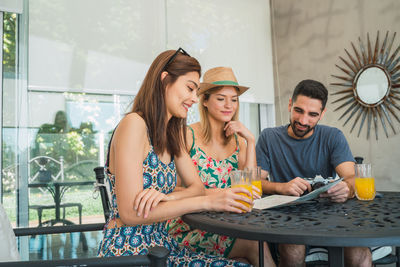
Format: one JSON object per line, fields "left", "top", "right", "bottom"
{"left": 289, "top": 120, "right": 314, "bottom": 138}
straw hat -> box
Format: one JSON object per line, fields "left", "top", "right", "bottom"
{"left": 198, "top": 67, "right": 249, "bottom": 96}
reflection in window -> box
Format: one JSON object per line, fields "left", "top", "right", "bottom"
{"left": 23, "top": 91, "right": 133, "bottom": 232}
{"left": 2, "top": 12, "right": 19, "bottom": 226}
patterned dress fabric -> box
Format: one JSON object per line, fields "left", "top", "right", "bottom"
{"left": 97, "top": 140, "right": 248, "bottom": 267}
{"left": 167, "top": 127, "right": 239, "bottom": 257}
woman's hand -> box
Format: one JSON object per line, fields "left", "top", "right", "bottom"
{"left": 224, "top": 121, "right": 255, "bottom": 143}
{"left": 205, "top": 187, "right": 253, "bottom": 213}
{"left": 134, "top": 188, "right": 172, "bottom": 218}
{"left": 251, "top": 184, "right": 262, "bottom": 199}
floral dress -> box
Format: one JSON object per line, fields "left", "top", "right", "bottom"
{"left": 167, "top": 127, "right": 239, "bottom": 258}
{"left": 97, "top": 132, "right": 248, "bottom": 267}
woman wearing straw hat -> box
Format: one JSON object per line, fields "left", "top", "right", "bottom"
{"left": 167, "top": 67, "right": 275, "bottom": 266}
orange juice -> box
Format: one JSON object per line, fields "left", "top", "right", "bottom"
{"left": 251, "top": 180, "right": 262, "bottom": 196}
{"left": 355, "top": 177, "right": 375, "bottom": 200}
{"left": 231, "top": 184, "right": 253, "bottom": 211}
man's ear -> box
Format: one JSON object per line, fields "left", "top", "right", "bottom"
{"left": 320, "top": 108, "right": 327, "bottom": 120}
{"left": 161, "top": 71, "right": 168, "bottom": 81}
{"left": 288, "top": 98, "right": 293, "bottom": 112}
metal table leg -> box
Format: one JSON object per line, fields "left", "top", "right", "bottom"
{"left": 259, "top": 241, "right": 264, "bottom": 267}
{"left": 327, "top": 247, "right": 344, "bottom": 267}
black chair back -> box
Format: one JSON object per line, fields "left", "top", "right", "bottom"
{"left": 10, "top": 223, "right": 169, "bottom": 266}
{"left": 91, "top": 167, "right": 170, "bottom": 266}
{"left": 94, "top": 167, "right": 111, "bottom": 222}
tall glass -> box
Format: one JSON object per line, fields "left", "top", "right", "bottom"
{"left": 355, "top": 163, "right": 375, "bottom": 201}
{"left": 248, "top": 167, "right": 262, "bottom": 196}
{"left": 230, "top": 170, "right": 253, "bottom": 212}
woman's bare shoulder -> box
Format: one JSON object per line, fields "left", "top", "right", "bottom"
{"left": 122, "top": 112, "right": 146, "bottom": 124}
{"left": 120, "top": 113, "right": 146, "bottom": 129}
{"left": 114, "top": 113, "right": 147, "bottom": 141}
{"left": 108, "top": 113, "right": 149, "bottom": 172}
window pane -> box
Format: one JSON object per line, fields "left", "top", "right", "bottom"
{"left": 2, "top": 11, "right": 18, "bottom": 226}
{"left": 28, "top": 91, "right": 133, "bottom": 226}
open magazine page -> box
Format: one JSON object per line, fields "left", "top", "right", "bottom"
{"left": 253, "top": 178, "right": 343, "bottom": 210}
{"left": 253, "top": 195, "right": 299, "bottom": 209}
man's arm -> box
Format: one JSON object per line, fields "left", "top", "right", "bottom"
{"left": 319, "top": 128, "right": 355, "bottom": 203}
{"left": 336, "top": 161, "right": 356, "bottom": 198}
{"left": 320, "top": 161, "right": 355, "bottom": 203}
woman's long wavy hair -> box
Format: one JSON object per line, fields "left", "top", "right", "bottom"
{"left": 198, "top": 86, "right": 240, "bottom": 145}
{"left": 131, "top": 50, "right": 201, "bottom": 157}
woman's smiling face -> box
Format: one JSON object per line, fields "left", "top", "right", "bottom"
{"left": 164, "top": 71, "right": 200, "bottom": 119}
{"left": 203, "top": 86, "right": 239, "bottom": 122}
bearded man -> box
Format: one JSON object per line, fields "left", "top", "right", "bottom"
{"left": 256, "top": 79, "right": 371, "bottom": 267}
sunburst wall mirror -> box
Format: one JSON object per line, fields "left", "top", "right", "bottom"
{"left": 331, "top": 31, "right": 400, "bottom": 140}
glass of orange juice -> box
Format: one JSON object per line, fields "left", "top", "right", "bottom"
{"left": 355, "top": 163, "right": 375, "bottom": 201}
{"left": 248, "top": 167, "right": 262, "bottom": 197}
{"left": 230, "top": 170, "right": 253, "bottom": 212}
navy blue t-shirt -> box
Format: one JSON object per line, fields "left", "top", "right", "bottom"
{"left": 256, "top": 124, "right": 354, "bottom": 183}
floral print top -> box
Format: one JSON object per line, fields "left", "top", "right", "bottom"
{"left": 190, "top": 128, "right": 239, "bottom": 189}
{"left": 166, "top": 126, "right": 240, "bottom": 257}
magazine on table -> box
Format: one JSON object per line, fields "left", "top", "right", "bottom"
{"left": 253, "top": 176, "right": 343, "bottom": 210}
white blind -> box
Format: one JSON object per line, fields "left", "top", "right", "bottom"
{"left": 28, "top": 0, "right": 165, "bottom": 95}
{"left": 166, "top": 0, "right": 275, "bottom": 104}
{"left": 28, "top": 0, "right": 275, "bottom": 104}
{"left": 0, "top": 0, "right": 23, "bottom": 14}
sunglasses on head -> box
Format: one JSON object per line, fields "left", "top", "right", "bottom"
{"left": 163, "top": 47, "right": 190, "bottom": 70}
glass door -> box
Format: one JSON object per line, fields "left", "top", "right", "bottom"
{"left": 1, "top": 10, "right": 22, "bottom": 226}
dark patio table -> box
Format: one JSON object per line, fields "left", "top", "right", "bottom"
{"left": 28, "top": 180, "right": 94, "bottom": 225}
{"left": 182, "top": 191, "right": 400, "bottom": 267}
{"left": 28, "top": 180, "right": 94, "bottom": 251}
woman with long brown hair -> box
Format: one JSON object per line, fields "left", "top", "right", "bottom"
{"left": 97, "top": 49, "right": 252, "bottom": 266}
{"left": 167, "top": 67, "right": 275, "bottom": 266}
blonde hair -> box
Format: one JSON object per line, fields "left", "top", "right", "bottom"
{"left": 198, "top": 86, "right": 240, "bottom": 144}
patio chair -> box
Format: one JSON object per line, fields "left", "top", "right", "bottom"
{"left": 305, "top": 246, "right": 398, "bottom": 266}
{"left": 29, "top": 156, "right": 83, "bottom": 226}
{"left": 0, "top": 203, "right": 169, "bottom": 266}
{"left": 268, "top": 243, "right": 398, "bottom": 266}
{"left": 93, "top": 167, "right": 111, "bottom": 222}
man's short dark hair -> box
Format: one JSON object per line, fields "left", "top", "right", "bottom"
{"left": 292, "top": 79, "right": 328, "bottom": 110}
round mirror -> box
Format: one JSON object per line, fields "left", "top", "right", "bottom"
{"left": 355, "top": 66, "right": 389, "bottom": 106}
{"left": 331, "top": 31, "right": 400, "bottom": 140}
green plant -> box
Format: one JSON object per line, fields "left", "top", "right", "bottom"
{"left": 3, "top": 13, "right": 17, "bottom": 74}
